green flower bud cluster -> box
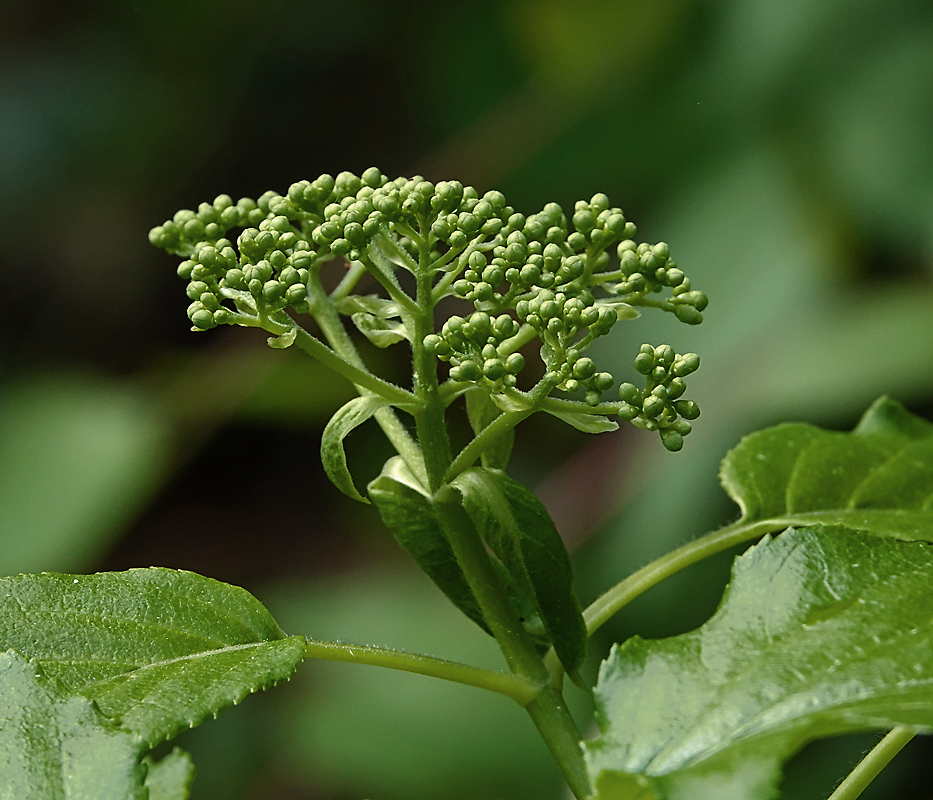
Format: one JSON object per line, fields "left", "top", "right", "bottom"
{"left": 613, "top": 240, "right": 708, "bottom": 325}
{"left": 150, "top": 170, "right": 394, "bottom": 331}
{"left": 441, "top": 194, "right": 646, "bottom": 404}
{"left": 152, "top": 172, "right": 706, "bottom": 448}
{"left": 301, "top": 171, "right": 527, "bottom": 265}
{"left": 167, "top": 215, "right": 320, "bottom": 330}
{"left": 148, "top": 194, "right": 270, "bottom": 256}
{"left": 424, "top": 312, "right": 526, "bottom": 391}
{"left": 617, "top": 345, "right": 701, "bottom": 451}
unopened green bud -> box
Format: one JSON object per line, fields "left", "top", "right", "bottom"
{"left": 263, "top": 281, "right": 285, "bottom": 301}
{"left": 667, "top": 378, "right": 686, "bottom": 399}
{"left": 594, "top": 372, "right": 614, "bottom": 392}
{"left": 505, "top": 353, "right": 525, "bottom": 373}
{"left": 670, "top": 419, "right": 693, "bottom": 436}
{"left": 452, "top": 360, "right": 482, "bottom": 382}
{"left": 331, "top": 238, "right": 351, "bottom": 256}
{"left": 484, "top": 359, "right": 506, "bottom": 380}
{"left": 671, "top": 353, "right": 700, "bottom": 377}
{"left": 643, "top": 395, "right": 665, "bottom": 418}
{"left": 674, "top": 304, "right": 702, "bottom": 324}
{"left": 660, "top": 429, "right": 683, "bottom": 452}
{"left": 572, "top": 358, "right": 596, "bottom": 380}
{"left": 633, "top": 351, "right": 654, "bottom": 375}
{"left": 674, "top": 400, "right": 700, "bottom": 420}
{"left": 285, "top": 284, "right": 307, "bottom": 303}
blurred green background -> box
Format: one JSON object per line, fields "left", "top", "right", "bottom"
{"left": 2, "top": 1, "right": 933, "bottom": 798}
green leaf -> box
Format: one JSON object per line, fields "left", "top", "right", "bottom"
{"left": 0, "top": 649, "right": 147, "bottom": 799}
{"left": 144, "top": 748, "right": 196, "bottom": 800}
{"left": 367, "top": 457, "right": 490, "bottom": 634}
{"left": 322, "top": 396, "right": 389, "bottom": 502}
{"left": 266, "top": 326, "right": 298, "bottom": 349}
{"left": 720, "top": 396, "right": 933, "bottom": 540}
{"left": 465, "top": 387, "right": 514, "bottom": 470}
{"left": 585, "top": 526, "right": 933, "bottom": 800}
{"left": 545, "top": 409, "right": 620, "bottom": 434}
{"left": 452, "top": 468, "right": 587, "bottom": 676}
{"left": 0, "top": 569, "right": 306, "bottom": 749}
{"left": 350, "top": 311, "right": 411, "bottom": 347}
{"left": 334, "top": 293, "right": 405, "bottom": 319}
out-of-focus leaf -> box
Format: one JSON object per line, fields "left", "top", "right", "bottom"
{"left": 143, "top": 748, "right": 196, "bottom": 800}
{"left": 0, "top": 569, "right": 306, "bottom": 748}
{"left": 720, "top": 396, "right": 933, "bottom": 540}
{"left": 0, "top": 372, "right": 171, "bottom": 575}
{"left": 321, "top": 396, "right": 389, "bottom": 502}
{"left": 452, "top": 467, "right": 587, "bottom": 676}
{"left": 585, "top": 526, "right": 933, "bottom": 800}
{"left": 0, "top": 649, "right": 146, "bottom": 799}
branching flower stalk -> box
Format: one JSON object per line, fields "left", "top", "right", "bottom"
{"left": 151, "top": 168, "right": 707, "bottom": 799}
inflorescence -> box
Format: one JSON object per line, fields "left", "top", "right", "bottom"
{"left": 150, "top": 168, "right": 706, "bottom": 450}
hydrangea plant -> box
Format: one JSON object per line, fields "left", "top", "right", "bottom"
{"left": 1, "top": 170, "right": 930, "bottom": 800}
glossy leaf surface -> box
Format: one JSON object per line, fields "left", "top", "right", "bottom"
{"left": 0, "top": 569, "right": 306, "bottom": 748}
{"left": 453, "top": 467, "right": 587, "bottom": 676}
{"left": 585, "top": 526, "right": 933, "bottom": 800}
{"left": 720, "top": 396, "right": 933, "bottom": 540}
{"left": 0, "top": 650, "right": 146, "bottom": 800}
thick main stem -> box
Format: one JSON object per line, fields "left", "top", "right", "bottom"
{"left": 405, "top": 235, "right": 591, "bottom": 797}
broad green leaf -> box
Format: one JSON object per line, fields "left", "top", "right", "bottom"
{"left": 720, "top": 396, "right": 933, "bottom": 540}
{"left": 452, "top": 467, "right": 587, "bottom": 676}
{"left": 465, "top": 387, "right": 514, "bottom": 470}
{"left": 0, "top": 650, "right": 146, "bottom": 799}
{"left": 585, "top": 526, "right": 933, "bottom": 800}
{"left": 367, "top": 457, "right": 490, "bottom": 634}
{"left": 143, "top": 748, "right": 196, "bottom": 800}
{"left": 0, "top": 569, "right": 306, "bottom": 748}
{"left": 545, "top": 409, "right": 620, "bottom": 434}
{"left": 321, "top": 395, "right": 389, "bottom": 502}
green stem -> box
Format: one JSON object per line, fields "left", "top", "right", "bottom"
{"left": 329, "top": 259, "right": 368, "bottom": 302}
{"left": 306, "top": 275, "right": 427, "bottom": 485}
{"left": 410, "top": 241, "right": 453, "bottom": 490}
{"left": 543, "top": 518, "right": 781, "bottom": 678}
{"left": 410, "top": 230, "right": 591, "bottom": 798}
{"left": 583, "top": 519, "right": 780, "bottom": 635}
{"left": 497, "top": 322, "right": 538, "bottom": 356}
{"left": 827, "top": 727, "right": 915, "bottom": 800}
{"left": 303, "top": 640, "right": 541, "bottom": 706}
{"left": 445, "top": 409, "right": 534, "bottom": 481}
{"left": 432, "top": 492, "right": 592, "bottom": 798}
{"left": 525, "top": 688, "right": 592, "bottom": 800}
{"left": 285, "top": 325, "right": 415, "bottom": 406}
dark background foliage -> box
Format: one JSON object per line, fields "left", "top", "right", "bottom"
{"left": 2, "top": 1, "right": 932, "bottom": 797}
